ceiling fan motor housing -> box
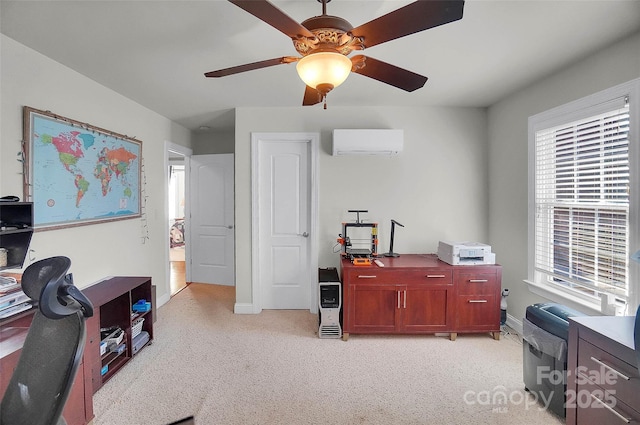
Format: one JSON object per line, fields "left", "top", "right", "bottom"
{"left": 294, "top": 15, "right": 363, "bottom": 56}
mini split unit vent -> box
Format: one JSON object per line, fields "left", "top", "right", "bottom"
{"left": 332, "top": 129, "right": 403, "bottom": 156}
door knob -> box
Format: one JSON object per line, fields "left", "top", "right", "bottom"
{"left": 299, "top": 232, "right": 309, "bottom": 237}
{"left": 227, "top": 225, "right": 234, "bottom": 229}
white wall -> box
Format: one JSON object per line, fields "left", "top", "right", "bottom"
{"left": 234, "top": 106, "right": 488, "bottom": 307}
{"left": 1, "top": 35, "right": 192, "bottom": 304}
{"left": 488, "top": 31, "right": 640, "bottom": 324}
{"left": 192, "top": 128, "right": 235, "bottom": 154}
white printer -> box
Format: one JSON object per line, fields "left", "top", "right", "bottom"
{"left": 437, "top": 241, "right": 496, "bottom": 265}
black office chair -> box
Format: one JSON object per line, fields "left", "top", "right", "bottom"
{"left": 0, "top": 256, "right": 93, "bottom": 425}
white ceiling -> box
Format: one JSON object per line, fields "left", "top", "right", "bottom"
{"left": 2, "top": 0, "right": 640, "bottom": 131}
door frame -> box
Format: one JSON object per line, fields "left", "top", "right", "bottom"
{"left": 251, "top": 132, "right": 319, "bottom": 314}
{"left": 164, "top": 141, "right": 192, "bottom": 298}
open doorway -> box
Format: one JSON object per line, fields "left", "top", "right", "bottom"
{"left": 165, "top": 142, "right": 192, "bottom": 297}
{"left": 168, "top": 161, "right": 186, "bottom": 295}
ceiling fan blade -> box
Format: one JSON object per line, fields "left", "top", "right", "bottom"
{"left": 205, "top": 57, "right": 298, "bottom": 78}
{"left": 303, "top": 86, "right": 322, "bottom": 106}
{"left": 350, "top": 0, "right": 465, "bottom": 49}
{"left": 229, "top": 0, "right": 315, "bottom": 39}
{"left": 351, "top": 55, "right": 427, "bottom": 92}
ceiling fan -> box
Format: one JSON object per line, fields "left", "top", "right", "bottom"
{"left": 205, "top": 0, "right": 465, "bottom": 108}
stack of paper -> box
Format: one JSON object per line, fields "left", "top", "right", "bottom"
{"left": 0, "top": 276, "right": 31, "bottom": 319}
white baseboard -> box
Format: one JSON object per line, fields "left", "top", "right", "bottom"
{"left": 505, "top": 313, "right": 523, "bottom": 335}
{"left": 234, "top": 302, "right": 257, "bottom": 314}
{"left": 157, "top": 293, "right": 171, "bottom": 308}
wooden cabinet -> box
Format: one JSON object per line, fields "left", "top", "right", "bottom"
{"left": 341, "top": 254, "right": 500, "bottom": 340}
{"left": 0, "top": 202, "right": 33, "bottom": 270}
{"left": 453, "top": 268, "right": 502, "bottom": 339}
{"left": 62, "top": 359, "right": 91, "bottom": 425}
{"left": 83, "top": 276, "right": 154, "bottom": 394}
{"left": 343, "top": 264, "right": 454, "bottom": 337}
{"left": 566, "top": 316, "right": 640, "bottom": 425}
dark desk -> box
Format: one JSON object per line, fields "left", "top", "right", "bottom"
{"left": 0, "top": 307, "right": 93, "bottom": 425}
{"left": 567, "top": 315, "right": 639, "bottom": 424}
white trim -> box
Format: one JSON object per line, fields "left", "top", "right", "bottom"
{"left": 233, "top": 303, "right": 254, "bottom": 315}
{"left": 250, "top": 132, "right": 320, "bottom": 314}
{"left": 157, "top": 293, "right": 171, "bottom": 308}
{"left": 251, "top": 135, "right": 260, "bottom": 314}
{"left": 164, "top": 141, "right": 192, "bottom": 298}
{"left": 524, "top": 279, "right": 601, "bottom": 315}
{"left": 528, "top": 78, "right": 640, "bottom": 312}
{"left": 505, "top": 313, "right": 523, "bottom": 336}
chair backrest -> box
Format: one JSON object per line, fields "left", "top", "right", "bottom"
{"left": 0, "top": 256, "right": 93, "bottom": 425}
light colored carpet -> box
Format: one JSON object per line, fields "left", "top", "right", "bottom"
{"left": 92, "top": 283, "right": 564, "bottom": 425}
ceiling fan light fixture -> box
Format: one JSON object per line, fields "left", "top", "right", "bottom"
{"left": 296, "top": 51, "right": 352, "bottom": 94}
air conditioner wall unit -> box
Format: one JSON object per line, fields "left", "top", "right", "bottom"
{"left": 332, "top": 129, "right": 403, "bottom": 156}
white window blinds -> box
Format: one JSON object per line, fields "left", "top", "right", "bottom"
{"left": 534, "top": 96, "right": 630, "bottom": 298}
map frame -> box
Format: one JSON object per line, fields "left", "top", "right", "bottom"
{"left": 22, "top": 106, "right": 143, "bottom": 231}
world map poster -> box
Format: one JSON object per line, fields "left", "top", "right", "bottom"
{"left": 24, "top": 107, "right": 142, "bottom": 230}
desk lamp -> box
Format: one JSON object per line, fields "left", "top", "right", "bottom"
{"left": 383, "top": 219, "right": 404, "bottom": 257}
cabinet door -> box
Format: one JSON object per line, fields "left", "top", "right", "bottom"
{"left": 401, "top": 286, "right": 452, "bottom": 332}
{"left": 61, "top": 361, "right": 87, "bottom": 425}
{"left": 348, "top": 284, "right": 400, "bottom": 333}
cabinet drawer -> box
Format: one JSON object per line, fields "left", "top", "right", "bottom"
{"left": 574, "top": 383, "right": 640, "bottom": 425}
{"left": 344, "top": 271, "right": 394, "bottom": 284}
{"left": 455, "top": 295, "right": 499, "bottom": 329}
{"left": 400, "top": 270, "right": 452, "bottom": 285}
{"left": 577, "top": 339, "right": 640, "bottom": 405}
{"left": 345, "top": 269, "right": 452, "bottom": 285}
{"left": 456, "top": 272, "right": 499, "bottom": 295}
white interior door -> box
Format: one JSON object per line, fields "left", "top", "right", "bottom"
{"left": 252, "top": 133, "right": 318, "bottom": 311}
{"left": 190, "top": 154, "right": 235, "bottom": 285}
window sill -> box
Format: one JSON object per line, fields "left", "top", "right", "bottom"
{"left": 524, "top": 279, "right": 602, "bottom": 315}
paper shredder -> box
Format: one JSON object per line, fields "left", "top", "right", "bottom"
{"left": 522, "top": 303, "right": 586, "bottom": 418}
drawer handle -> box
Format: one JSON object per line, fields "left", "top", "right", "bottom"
{"left": 357, "top": 275, "right": 377, "bottom": 279}
{"left": 590, "top": 394, "right": 631, "bottom": 423}
{"left": 469, "top": 279, "right": 488, "bottom": 283}
{"left": 468, "top": 300, "right": 488, "bottom": 303}
{"left": 590, "top": 357, "right": 631, "bottom": 381}
{"left": 577, "top": 371, "right": 598, "bottom": 386}
{"left": 426, "top": 274, "right": 446, "bottom": 278}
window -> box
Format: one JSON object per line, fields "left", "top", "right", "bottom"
{"left": 528, "top": 79, "right": 640, "bottom": 311}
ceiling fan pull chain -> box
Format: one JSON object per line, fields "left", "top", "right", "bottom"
{"left": 323, "top": 95, "right": 327, "bottom": 110}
